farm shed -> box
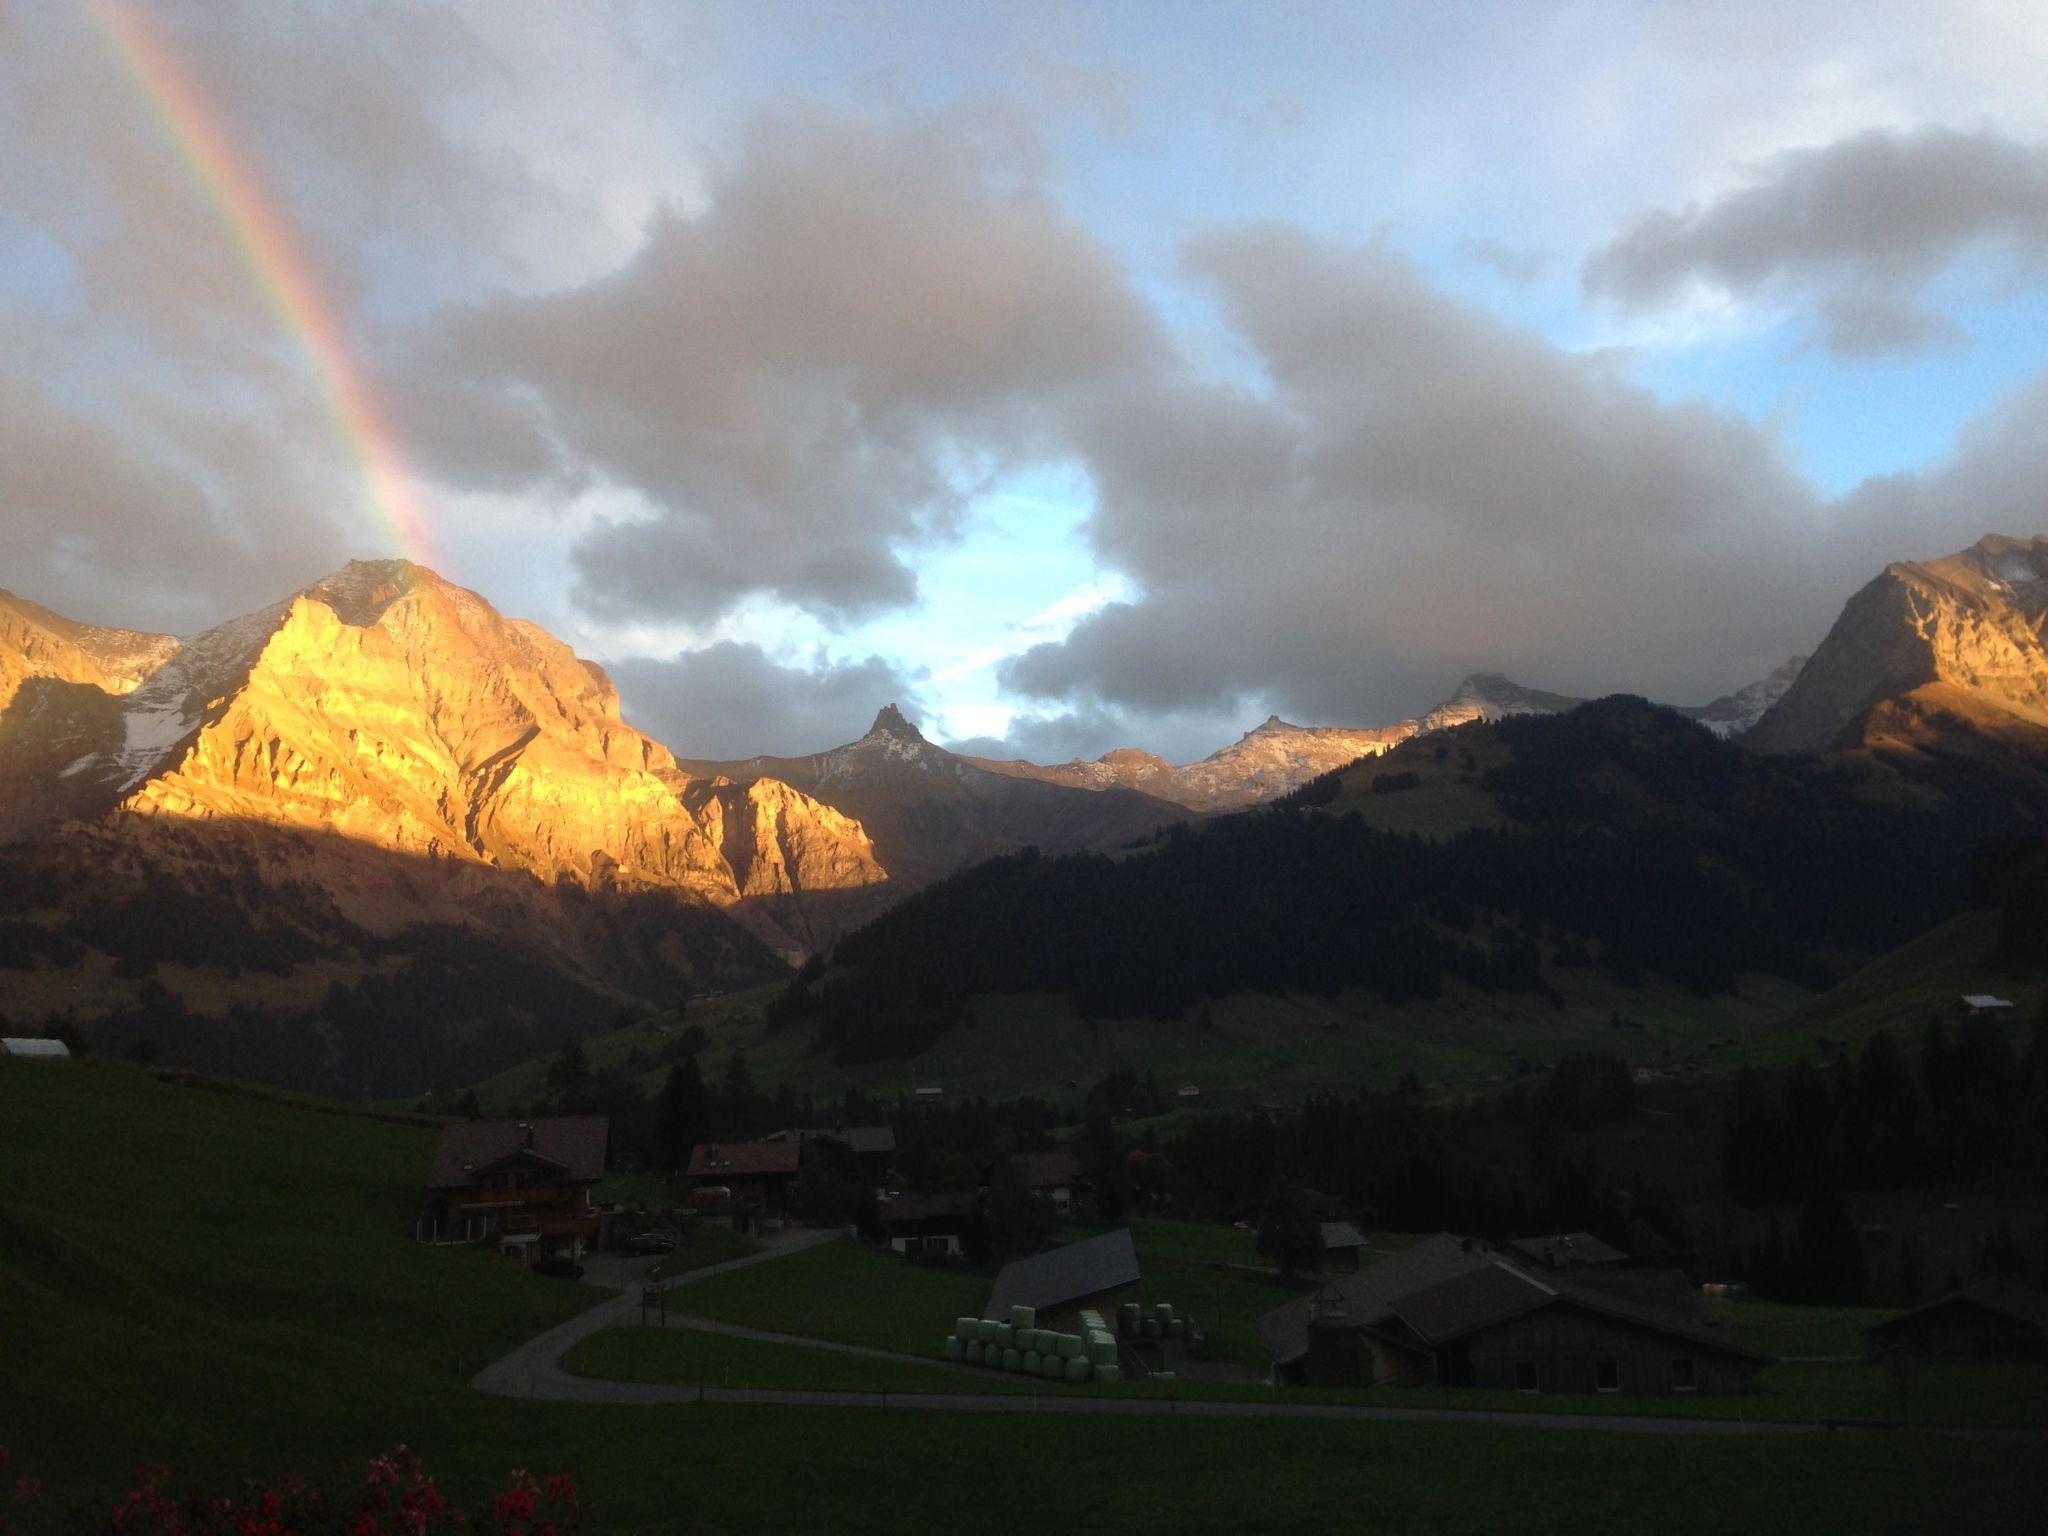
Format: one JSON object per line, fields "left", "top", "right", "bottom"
{"left": 1868, "top": 1278, "right": 2048, "bottom": 1362}
{"left": 986, "top": 1228, "right": 1141, "bottom": 1335}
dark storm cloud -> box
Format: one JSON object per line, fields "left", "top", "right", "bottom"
{"left": 607, "top": 641, "right": 919, "bottom": 761}
{"left": 1585, "top": 126, "right": 2048, "bottom": 354}
{"left": 942, "top": 702, "right": 1141, "bottom": 764}
{"left": 1005, "top": 225, "right": 2002, "bottom": 725}
{"left": 409, "top": 114, "right": 1161, "bottom": 627}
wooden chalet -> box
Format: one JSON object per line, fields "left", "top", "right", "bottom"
{"left": 878, "top": 1189, "right": 980, "bottom": 1259}
{"left": 1008, "top": 1149, "right": 1086, "bottom": 1215}
{"left": 687, "top": 1140, "right": 803, "bottom": 1208}
{"left": 761, "top": 1125, "right": 897, "bottom": 1189}
{"left": 1258, "top": 1233, "right": 1769, "bottom": 1396}
{"left": 422, "top": 1115, "right": 607, "bottom": 1264}
{"left": 1506, "top": 1232, "right": 1629, "bottom": 1272}
{"left": 1319, "top": 1221, "right": 1367, "bottom": 1273}
{"left": 1868, "top": 1278, "right": 2048, "bottom": 1361}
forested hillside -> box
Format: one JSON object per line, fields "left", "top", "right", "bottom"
{"left": 773, "top": 700, "right": 2021, "bottom": 1064}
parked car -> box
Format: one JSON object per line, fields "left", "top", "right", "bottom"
{"left": 533, "top": 1256, "right": 585, "bottom": 1281}
{"left": 627, "top": 1227, "right": 677, "bottom": 1256}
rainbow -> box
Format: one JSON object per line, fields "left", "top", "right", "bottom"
{"left": 85, "top": 0, "right": 433, "bottom": 568}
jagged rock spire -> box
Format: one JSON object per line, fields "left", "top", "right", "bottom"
{"left": 868, "top": 703, "right": 924, "bottom": 741}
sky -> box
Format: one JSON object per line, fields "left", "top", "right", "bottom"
{"left": 3, "top": 1, "right": 2046, "bottom": 763}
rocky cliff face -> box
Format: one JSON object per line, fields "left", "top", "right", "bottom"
{"left": 683, "top": 705, "right": 1184, "bottom": 887}
{"left": 1749, "top": 535, "right": 2048, "bottom": 754}
{"left": 972, "top": 716, "right": 1419, "bottom": 812}
{"left": 2, "top": 562, "right": 886, "bottom": 963}
{"left": 0, "top": 589, "right": 178, "bottom": 712}
{"left": 1684, "top": 656, "right": 1807, "bottom": 739}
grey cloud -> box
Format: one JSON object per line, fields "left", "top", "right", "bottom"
{"left": 1008, "top": 225, "right": 2001, "bottom": 727}
{"left": 607, "top": 641, "right": 918, "bottom": 761}
{"left": 0, "top": 373, "right": 350, "bottom": 634}
{"left": 945, "top": 700, "right": 1247, "bottom": 768}
{"left": 1463, "top": 236, "right": 1547, "bottom": 285}
{"left": 410, "top": 114, "right": 1160, "bottom": 628}
{"left": 1586, "top": 126, "right": 2048, "bottom": 354}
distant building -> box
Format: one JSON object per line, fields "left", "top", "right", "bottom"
{"left": 877, "top": 1190, "right": 980, "bottom": 1259}
{"left": 1009, "top": 1149, "right": 1086, "bottom": 1215}
{"left": 1258, "top": 1233, "right": 1769, "bottom": 1396}
{"left": 1507, "top": 1232, "right": 1629, "bottom": 1272}
{"left": 0, "top": 1038, "right": 70, "bottom": 1059}
{"left": 1176, "top": 1084, "right": 1201, "bottom": 1101}
{"left": 1960, "top": 994, "right": 2016, "bottom": 1015}
{"left": 687, "top": 1141, "right": 803, "bottom": 1209}
{"left": 423, "top": 1115, "right": 608, "bottom": 1264}
{"left": 913, "top": 1086, "right": 944, "bottom": 1104}
{"left": 986, "top": 1228, "right": 1142, "bottom": 1334}
{"left": 1320, "top": 1221, "right": 1368, "bottom": 1273}
{"left": 761, "top": 1125, "right": 897, "bottom": 1188}
{"left": 1867, "top": 1278, "right": 2048, "bottom": 1362}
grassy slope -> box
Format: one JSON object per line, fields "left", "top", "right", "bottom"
{"left": 675, "top": 1239, "right": 995, "bottom": 1357}
{"left": 470, "top": 968, "right": 1812, "bottom": 1116}
{"left": 1740, "top": 909, "right": 2043, "bottom": 1067}
{"left": 1, "top": 1062, "right": 2043, "bottom": 1535}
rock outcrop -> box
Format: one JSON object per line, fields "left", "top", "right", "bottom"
{"left": 2, "top": 561, "right": 887, "bottom": 962}
{"left": 1749, "top": 535, "right": 2048, "bottom": 755}
{"left": 683, "top": 705, "right": 1184, "bottom": 887}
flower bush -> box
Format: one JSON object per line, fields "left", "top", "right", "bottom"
{"left": 0, "top": 1446, "right": 581, "bottom": 1536}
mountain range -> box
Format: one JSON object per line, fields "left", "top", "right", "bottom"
{"left": 2, "top": 533, "right": 2043, "bottom": 1092}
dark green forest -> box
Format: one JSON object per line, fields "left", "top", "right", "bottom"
{"left": 774, "top": 700, "right": 2005, "bottom": 1064}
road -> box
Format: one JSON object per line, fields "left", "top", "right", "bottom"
{"left": 471, "top": 1230, "right": 1830, "bottom": 1434}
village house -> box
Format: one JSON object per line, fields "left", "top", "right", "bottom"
{"left": 1258, "top": 1233, "right": 1769, "bottom": 1396}
{"left": 687, "top": 1140, "right": 803, "bottom": 1209}
{"left": 1319, "top": 1221, "right": 1367, "bottom": 1273}
{"left": 760, "top": 1125, "right": 897, "bottom": 1189}
{"left": 422, "top": 1115, "right": 607, "bottom": 1266}
{"left": 986, "top": 1228, "right": 1142, "bottom": 1335}
{"left": 877, "top": 1189, "right": 980, "bottom": 1259}
{"left": 1009, "top": 1149, "right": 1087, "bottom": 1215}
{"left": 1506, "top": 1232, "right": 1630, "bottom": 1272}
{"left": 1867, "top": 1277, "right": 2048, "bottom": 1361}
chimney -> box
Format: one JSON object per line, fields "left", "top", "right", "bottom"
{"left": 519, "top": 1121, "right": 533, "bottom": 1149}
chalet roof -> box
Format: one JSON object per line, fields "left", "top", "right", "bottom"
{"left": 1010, "top": 1150, "right": 1083, "bottom": 1190}
{"left": 1, "top": 1038, "right": 71, "bottom": 1058}
{"left": 1390, "top": 1260, "right": 1556, "bottom": 1344}
{"left": 762, "top": 1126, "right": 897, "bottom": 1156}
{"left": 1257, "top": 1233, "right": 1492, "bottom": 1366}
{"left": 428, "top": 1116, "right": 608, "bottom": 1189}
{"left": 688, "top": 1141, "right": 802, "bottom": 1179}
{"left": 1869, "top": 1277, "right": 2048, "bottom": 1340}
{"left": 1961, "top": 994, "right": 2015, "bottom": 1009}
{"left": 1257, "top": 1236, "right": 1769, "bottom": 1367}
{"left": 1507, "top": 1232, "right": 1629, "bottom": 1270}
{"left": 1320, "top": 1222, "right": 1367, "bottom": 1252}
{"left": 878, "top": 1190, "right": 979, "bottom": 1227}
{"left": 987, "top": 1229, "right": 1141, "bottom": 1317}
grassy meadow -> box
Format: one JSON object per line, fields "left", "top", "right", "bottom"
{"left": 4, "top": 1058, "right": 2046, "bottom": 1536}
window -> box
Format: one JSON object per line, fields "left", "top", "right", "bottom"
{"left": 1514, "top": 1360, "right": 1538, "bottom": 1393}
{"left": 1671, "top": 1357, "right": 1696, "bottom": 1392}
{"left": 1596, "top": 1359, "right": 1619, "bottom": 1393}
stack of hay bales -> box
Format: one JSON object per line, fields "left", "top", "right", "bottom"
{"left": 1117, "top": 1300, "right": 1190, "bottom": 1343}
{"left": 939, "top": 1303, "right": 1124, "bottom": 1385}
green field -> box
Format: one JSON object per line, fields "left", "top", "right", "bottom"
{"left": 563, "top": 1326, "right": 1035, "bottom": 1394}
{"left": 675, "top": 1238, "right": 995, "bottom": 1357}
{"left": 5, "top": 1058, "right": 2046, "bottom": 1536}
